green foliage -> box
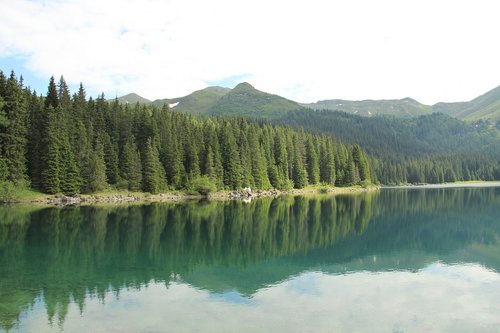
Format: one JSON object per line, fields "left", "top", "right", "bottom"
{"left": 85, "top": 140, "right": 107, "bottom": 193}
{"left": 0, "top": 71, "right": 373, "bottom": 195}
{"left": 187, "top": 175, "right": 217, "bottom": 195}
{"left": 279, "top": 109, "right": 500, "bottom": 185}
{"left": 0, "top": 179, "right": 31, "bottom": 202}
{"left": 142, "top": 138, "right": 166, "bottom": 194}
{"left": 0, "top": 71, "right": 28, "bottom": 183}
{"left": 120, "top": 139, "right": 142, "bottom": 191}
{"left": 0, "top": 180, "right": 17, "bottom": 201}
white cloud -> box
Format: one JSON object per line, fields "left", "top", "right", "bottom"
{"left": 0, "top": 0, "right": 499, "bottom": 104}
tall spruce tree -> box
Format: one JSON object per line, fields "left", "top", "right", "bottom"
{"left": 305, "top": 137, "right": 320, "bottom": 185}
{"left": 121, "top": 138, "right": 142, "bottom": 191}
{"left": 40, "top": 105, "right": 61, "bottom": 193}
{"left": 85, "top": 139, "right": 107, "bottom": 193}
{"left": 0, "top": 71, "right": 28, "bottom": 183}
{"left": 27, "top": 91, "right": 44, "bottom": 189}
{"left": 220, "top": 122, "right": 242, "bottom": 189}
{"left": 142, "top": 137, "right": 166, "bottom": 194}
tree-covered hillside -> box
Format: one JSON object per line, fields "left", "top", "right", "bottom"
{"left": 0, "top": 71, "right": 371, "bottom": 196}
{"left": 278, "top": 109, "right": 500, "bottom": 184}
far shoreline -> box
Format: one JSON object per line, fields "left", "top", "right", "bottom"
{"left": 381, "top": 180, "right": 500, "bottom": 189}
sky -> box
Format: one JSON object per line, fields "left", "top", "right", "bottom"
{"left": 0, "top": 0, "right": 499, "bottom": 104}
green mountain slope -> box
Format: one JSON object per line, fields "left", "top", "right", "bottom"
{"left": 115, "top": 93, "right": 152, "bottom": 104}
{"left": 302, "top": 97, "right": 433, "bottom": 118}
{"left": 207, "top": 82, "right": 304, "bottom": 119}
{"left": 433, "top": 85, "right": 500, "bottom": 121}
{"left": 151, "top": 86, "right": 230, "bottom": 115}
{"left": 116, "top": 83, "right": 500, "bottom": 122}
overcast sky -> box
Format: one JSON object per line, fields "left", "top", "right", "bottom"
{"left": 0, "top": 0, "right": 499, "bottom": 104}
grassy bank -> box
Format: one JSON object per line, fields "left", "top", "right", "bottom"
{"left": 0, "top": 183, "right": 380, "bottom": 205}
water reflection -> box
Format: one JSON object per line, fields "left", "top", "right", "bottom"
{"left": 0, "top": 187, "right": 499, "bottom": 332}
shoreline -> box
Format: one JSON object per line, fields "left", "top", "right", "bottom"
{"left": 0, "top": 185, "right": 380, "bottom": 206}
{"left": 381, "top": 181, "right": 500, "bottom": 190}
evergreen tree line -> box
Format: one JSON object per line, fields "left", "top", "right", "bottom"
{"left": 278, "top": 109, "right": 500, "bottom": 185}
{"left": 0, "top": 71, "right": 371, "bottom": 195}
{"left": 371, "top": 154, "right": 500, "bottom": 185}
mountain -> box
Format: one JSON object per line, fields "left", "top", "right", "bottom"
{"left": 302, "top": 86, "right": 500, "bottom": 121}
{"left": 434, "top": 85, "right": 500, "bottom": 121}
{"left": 115, "top": 93, "right": 152, "bottom": 105}
{"left": 302, "top": 97, "right": 433, "bottom": 118}
{"left": 151, "top": 86, "right": 230, "bottom": 115}
{"left": 207, "top": 82, "right": 304, "bottom": 119}
{"left": 116, "top": 83, "right": 500, "bottom": 122}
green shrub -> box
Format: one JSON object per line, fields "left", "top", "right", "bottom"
{"left": 188, "top": 176, "right": 217, "bottom": 195}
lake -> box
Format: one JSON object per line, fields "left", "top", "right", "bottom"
{"left": 1, "top": 187, "right": 500, "bottom": 332}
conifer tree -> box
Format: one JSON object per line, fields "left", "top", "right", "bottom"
{"left": 249, "top": 126, "right": 271, "bottom": 189}
{"left": 162, "top": 130, "right": 184, "bottom": 188}
{"left": 351, "top": 144, "right": 371, "bottom": 182}
{"left": 121, "top": 139, "right": 142, "bottom": 191}
{"left": 40, "top": 106, "right": 61, "bottom": 193}
{"left": 305, "top": 137, "right": 320, "bottom": 185}
{"left": 59, "top": 134, "right": 82, "bottom": 195}
{"left": 142, "top": 137, "right": 166, "bottom": 194}
{"left": 102, "top": 133, "right": 120, "bottom": 184}
{"left": 85, "top": 139, "right": 107, "bottom": 193}
{"left": 273, "top": 131, "right": 290, "bottom": 189}
{"left": 27, "top": 91, "right": 44, "bottom": 189}
{"left": 220, "top": 122, "right": 242, "bottom": 189}
{"left": 320, "top": 141, "right": 335, "bottom": 185}
{"left": 0, "top": 71, "right": 28, "bottom": 183}
{"left": 45, "top": 76, "right": 58, "bottom": 109}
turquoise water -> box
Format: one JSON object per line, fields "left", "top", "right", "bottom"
{"left": 1, "top": 187, "right": 500, "bottom": 332}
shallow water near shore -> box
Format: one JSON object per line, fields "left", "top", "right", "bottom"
{"left": 1, "top": 187, "right": 500, "bottom": 332}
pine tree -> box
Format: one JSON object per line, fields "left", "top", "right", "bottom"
{"left": 27, "top": 91, "right": 44, "bottom": 189}
{"left": 121, "top": 139, "right": 142, "bottom": 191}
{"left": 0, "top": 71, "right": 29, "bottom": 183}
{"left": 142, "top": 137, "right": 166, "bottom": 194}
{"left": 85, "top": 139, "right": 107, "bottom": 193}
{"left": 59, "top": 135, "right": 82, "bottom": 195}
{"left": 45, "top": 76, "right": 58, "bottom": 109}
{"left": 102, "top": 133, "right": 120, "bottom": 184}
{"left": 249, "top": 126, "right": 271, "bottom": 189}
{"left": 305, "top": 137, "right": 320, "bottom": 185}
{"left": 351, "top": 144, "right": 371, "bottom": 182}
{"left": 319, "top": 140, "right": 335, "bottom": 185}
{"left": 273, "top": 131, "right": 290, "bottom": 189}
{"left": 220, "top": 122, "right": 242, "bottom": 189}
{"left": 40, "top": 106, "right": 61, "bottom": 193}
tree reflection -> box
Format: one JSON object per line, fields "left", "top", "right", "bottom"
{"left": 0, "top": 187, "right": 499, "bottom": 330}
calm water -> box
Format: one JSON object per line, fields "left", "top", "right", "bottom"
{"left": 1, "top": 187, "right": 500, "bottom": 332}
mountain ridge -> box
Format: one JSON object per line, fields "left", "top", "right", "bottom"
{"left": 117, "top": 84, "right": 500, "bottom": 121}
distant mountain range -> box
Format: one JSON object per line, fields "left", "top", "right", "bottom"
{"left": 116, "top": 83, "right": 500, "bottom": 121}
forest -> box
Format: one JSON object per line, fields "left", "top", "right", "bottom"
{"left": 279, "top": 109, "right": 500, "bottom": 184}
{"left": 0, "top": 71, "right": 371, "bottom": 196}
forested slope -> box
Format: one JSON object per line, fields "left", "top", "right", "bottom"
{"left": 278, "top": 110, "right": 500, "bottom": 184}
{"left": 0, "top": 71, "right": 371, "bottom": 196}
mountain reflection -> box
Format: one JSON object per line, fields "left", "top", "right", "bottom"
{"left": 1, "top": 187, "right": 500, "bottom": 331}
